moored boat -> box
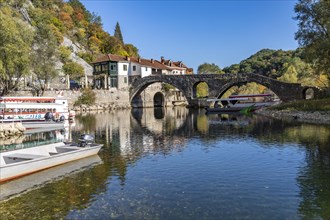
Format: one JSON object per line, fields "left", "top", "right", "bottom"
{"left": 205, "top": 94, "right": 280, "bottom": 114}
{"left": 0, "top": 134, "right": 102, "bottom": 183}
{"left": 205, "top": 97, "right": 256, "bottom": 114}
{"left": 0, "top": 96, "right": 75, "bottom": 123}
{"left": 0, "top": 155, "right": 102, "bottom": 200}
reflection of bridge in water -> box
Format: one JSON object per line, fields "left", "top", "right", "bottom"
{"left": 71, "top": 108, "right": 330, "bottom": 159}
{"left": 130, "top": 73, "right": 324, "bottom": 106}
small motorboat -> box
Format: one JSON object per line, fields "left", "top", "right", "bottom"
{"left": 0, "top": 134, "right": 102, "bottom": 183}
{"left": 205, "top": 94, "right": 280, "bottom": 114}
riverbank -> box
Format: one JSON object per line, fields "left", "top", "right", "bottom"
{"left": 256, "top": 109, "right": 330, "bottom": 125}
{"left": 256, "top": 97, "right": 330, "bottom": 125}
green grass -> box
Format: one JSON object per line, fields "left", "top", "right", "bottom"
{"left": 270, "top": 98, "right": 330, "bottom": 111}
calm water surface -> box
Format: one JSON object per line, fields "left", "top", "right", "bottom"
{"left": 0, "top": 108, "right": 330, "bottom": 220}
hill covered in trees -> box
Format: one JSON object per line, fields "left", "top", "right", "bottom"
{"left": 0, "top": 0, "right": 139, "bottom": 95}
{"left": 196, "top": 48, "right": 329, "bottom": 97}
{"left": 197, "top": 0, "right": 330, "bottom": 97}
{"left": 223, "top": 48, "right": 328, "bottom": 87}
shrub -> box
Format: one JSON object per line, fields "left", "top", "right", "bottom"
{"left": 74, "top": 88, "right": 96, "bottom": 106}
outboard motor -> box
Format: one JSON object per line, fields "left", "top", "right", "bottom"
{"left": 44, "top": 112, "right": 54, "bottom": 121}
{"left": 78, "top": 134, "right": 95, "bottom": 147}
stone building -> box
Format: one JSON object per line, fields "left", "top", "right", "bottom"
{"left": 91, "top": 54, "right": 192, "bottom": 107}
{"left": 91, "top": 54, "right": 193, "bottom": 90}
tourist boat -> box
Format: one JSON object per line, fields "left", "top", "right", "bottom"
{"left": 0, "top": 134, "right": 102, "bottom": 183}
{"left": 228, "top": 93, "right": 280, "bottom": 108}
{"left": 0, "top": 96, "right": 75, "bottom": 122}
{"left": 205, "top": 94, "right": 280, "bottom": 114}
{"left": 205, "top": 97, "right": 255, "bottom": 114}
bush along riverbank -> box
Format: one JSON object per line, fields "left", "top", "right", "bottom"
{"left": 256, "top": 98, "right": 330, "bottom": 125}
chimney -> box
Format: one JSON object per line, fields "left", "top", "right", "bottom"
{"left": 161, "top": 56, "right": 165, "bottom": 64}
{"left": 151, "top": 58, "right": 154, "bottom": 63}
{"left": 126, "top": 56, "right": 130, "bottom": 61}
{"left": 138, "top": 57, "right": 141, "bottom": 63}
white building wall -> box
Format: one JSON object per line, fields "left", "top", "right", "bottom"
{"left": 117, "top": 62, "right": 129, "bottom": 76}
{"left": 116, "top": 62, "right": 129, "bottom": 89}
{"left": 141, "top": 66, "right": 152, "bottom": 78}
{"left": 170, "top": 69, "right": 186, "bottom": 75}
{"left": 129, "top": 62, "right": 141, "bottom": 76}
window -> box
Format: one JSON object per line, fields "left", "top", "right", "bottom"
{"left": 133, "top": 66, "right": 136, "bottom": 71}
{"left": 101, "top": 63, "right": 108, "bottom": 72}
{"left": 110, "top": 76, "right": 118, "bottom": 88}
{"left": 94, "top": 65, "right": 101, "bottom": 72}
{"left": 123, "top": 64, "right": 127, "bottom": 71}
{"left": 110, "top": 64, "right": 116, "bottom": 71}
{"left": 124, "top": 77, "right": 127, "bottom": 83}
{"left": 145, "top": 67, "right": 148, "bottom": 71}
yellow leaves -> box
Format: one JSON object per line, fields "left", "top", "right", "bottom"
{"left": 196, "top": 82, "right": 209, "bottom": 98}
{"left": 277, "top": 65, "right": 298, "bottom": 83}
{"left": 62, "top": 4, "right": 74, "bottom": 15}
{"left": 316, "top": 73, "right": 330, "bottom": 88}
{"left": 78, "top": 28, "right": 86, "bottom": 39}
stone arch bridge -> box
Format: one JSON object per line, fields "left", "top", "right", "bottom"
{"left": 130, "top": 73, "right": 322, "bottom": 107}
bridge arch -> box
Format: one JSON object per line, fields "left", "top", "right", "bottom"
{"left": 193, "top": 81, "right": 209, "bottom": 98}
{"left": 303, "top": 87, "right": 315, "bottom": 100}
{"left": 214, "top": 82, "right": 277, "bottom": 99}
{"left": 154, "top": 92, "right": 165, "bottom": 107}
{"left": 211, "top": 74, "right": 307, "bottom": 101}
{"left": 130, "top": 76, "right": 191, "bottom": 104}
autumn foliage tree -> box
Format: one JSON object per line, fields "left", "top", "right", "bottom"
{"left": 0, "top": 6, "right": 33, "bottom": 96}
{"left": 294, "top": 0, "right": 330, "bottom": 85}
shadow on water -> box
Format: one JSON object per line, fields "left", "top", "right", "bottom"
{"left": 0, "top": 107, "right": 329, "bottom": 219}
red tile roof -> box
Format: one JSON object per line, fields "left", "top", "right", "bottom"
{"left": 92, "top": 54, "right": 192, "bottom": 72}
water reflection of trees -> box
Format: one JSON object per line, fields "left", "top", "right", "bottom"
{"left": 130, "top": 109, "right": 330, "bottom": 219}
{"left": 2, "top": 109, "right": 328, "bottom": 219}
{"left": 0, "top": 163, "right": 107, "bottom": 219}
{"left": 296, "top": 137, "right": 330, "bottom": 219}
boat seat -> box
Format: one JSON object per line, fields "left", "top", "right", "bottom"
{"left": 55, "top": 146, "right": 79, "bottom": 153}
{"left": 5, "top": 153, "right": 47, "bottom": 160}
{"left": 49, "top": 152, "right": 59, "bottom": 156}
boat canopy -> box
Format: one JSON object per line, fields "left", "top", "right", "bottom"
{"left": 229, "top": 94, "right": 273, "bottom": 98}
{"left": 0, "top": 102, "right": 64, "bottom": 109}
{"left": 0, "top": 96, "right": 69, "bottom": 103}
{"left": 206, "top": 97, "right": 249, "bottom": 102}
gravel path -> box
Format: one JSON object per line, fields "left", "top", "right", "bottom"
{"left": 256, "top": 109, "right": 330, "bottom": 125}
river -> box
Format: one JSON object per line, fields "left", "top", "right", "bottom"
{"left": 0, "top": 107, "right": 329, "bottom": 220}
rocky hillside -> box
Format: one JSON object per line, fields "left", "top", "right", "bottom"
{"left": 0, "top": 0, "right": 139, "bottom": 95}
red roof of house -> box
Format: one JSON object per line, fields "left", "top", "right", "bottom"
{"left": 92, "top": 54, "right": 192, "bottom": 72}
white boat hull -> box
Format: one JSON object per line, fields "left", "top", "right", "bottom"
{"left": 0, "top": 155, "right": 102, "bottom": 200}
{"left": 0, "top": 142, "right": 102, "bottom": 182}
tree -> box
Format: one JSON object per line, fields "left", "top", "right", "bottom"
{"left": 0, "top": 6, "right": 33, "bottom": 96}
{"left": 30, "top": 22, "right": 59, "bottom": 96}
{"left": 63, "top": 61, "right": 84, "bottom": 80}
{"left": 124, "top": 44, "right": 139, "bottom": 57}
{"left": 196, "top": 82, "right": 209, "bottom": 98}
{"left": 197, "top": 63, "right": 224, "bottom": 74}
{"left": 74, "top": 88, "right": 96, "bottom": 106}
{"left": 294, "top": 0, "right": 330, "bottom": 82}
{"left": 114, "top": 21, "right": 124, "bottom": 44}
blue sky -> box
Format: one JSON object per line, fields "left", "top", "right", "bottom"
{"left": 81, "top": 0, "right": 299, "bottom": 72}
